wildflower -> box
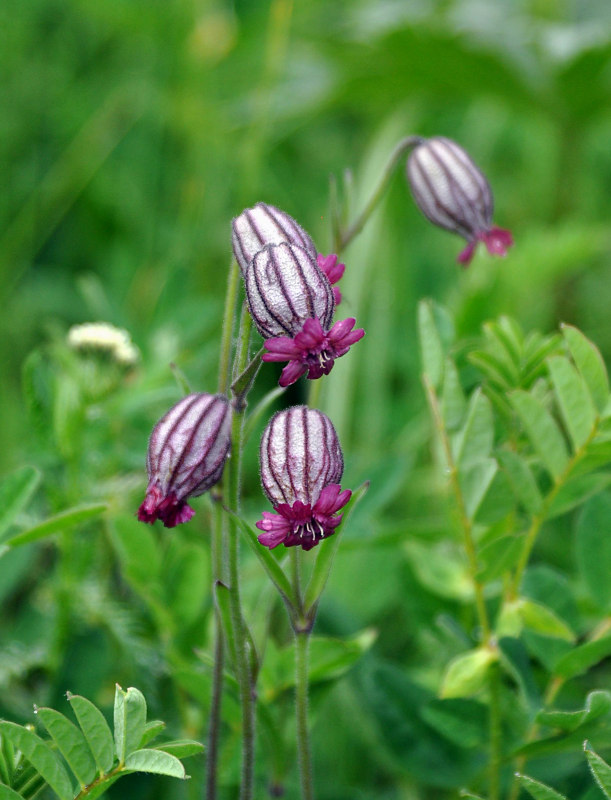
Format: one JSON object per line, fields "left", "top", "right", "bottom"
{"left": 232, "top": 201, "right": 345, "bottom": 302}
{"left": 67, "top": 322, "right": 139, "bottom": 366}
{"left": 406, "top": 136, "right": 513, "bottom": 266}
{"left": 138, "top": 393, "right": 231, "bottom": 528}
{"left": 244, "top": 242, "right": 364, "bottom": 387}
{"left": 256, "top": 406, "right": 351, "bottom": 550}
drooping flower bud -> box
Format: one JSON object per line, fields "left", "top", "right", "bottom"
{"left": 138, "top": 393, "right": 231, "bottom": 528}
{"left": 232, "top": 202, "right": 317, "bottom": 276}
{"left": 232, "top": 202, "right": 346, "bottom": 302}
{"left": 406, "top": 136, "right": 513, "bottom": 266}
{"left": 244, "top": 242, "right": 364, "bottom": 387}
{"left": 256, "top": 406, "right": 351, "bottom": 550}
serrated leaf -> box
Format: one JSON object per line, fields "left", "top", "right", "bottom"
{"left": 440, "top": 648, "right": 496, "bottom": 698}
{"left": 68, "top": 693, "right": 114, "bottom": 775}
{"left": 585, "top": 741, "right": 611, "bottom": 799}
{"left": 459, "top": 458, "right": 497, "bottom": 520}
{"left": 441, "top": 358, "right": 466, "bottom": 431}
{"left": 576, "top": 493, "right": 611, "bottom": 610}
{"left": 418, "top": 300, "right": 444, "bottom": 389}
{"left": 554, "top": 636, "right": 611, "bottom": 680}
{"left": 497, "top": 449, "right": 543, "bottom": 515}
{"left": 0, "top": 721, "right": 73, "bottom": 800}
{"left": 518, "top": 773, "right": 568, "bottom": 800}
{"left": 518, "top": 599, "right": 575, "bottom": 642}
{"left": 36, "top": 707, "right": 97, "bottom": 787}
{"left": 0, "top": 466, "right": 41, "bottom": 541}
{"left": 453, "top": 389, "right": 494, "bottom": 469}
{"left": 155, "top": 740, "right": 205, "bottom": 758}
{"left": 124, "top": 748, "right": 186, "bottom": 779}
{"left": 114, "top": 686, "right": 146, "bottom": 763}
{"left": 140, "top": 720, "right": 165, "bottom": 748}
{"left": 5, "top": 504, "right": 107, "bottom": 548}
{"left": 562, "top": 324, "right": 610, "bottom": 413}
{"left": 548, "top": 355, "right": 596, "bottom": 450}
{"left": 511, "top": 390, "right": 570, "bottom": 479}
{"left": 536, "top": 690, "right": 611, "bottom": 733}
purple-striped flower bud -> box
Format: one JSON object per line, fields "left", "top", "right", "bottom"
{"left": 256, "top": 406, "right": 351, "bottom": 551}
{"left": 138, "top": 393, "right": 231, "bottom": 528}
{"left": 406, "top": 136, "right": 513, "bottom": 266}
{"left": 245, "top": 242, "right": 364, "bottom": 387}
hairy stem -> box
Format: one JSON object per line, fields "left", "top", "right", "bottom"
{"left": 295, "top": 630, "right": 315, "bottom": 800}
{"left": 336, "top": 135, "right": 422, "bottom": 253}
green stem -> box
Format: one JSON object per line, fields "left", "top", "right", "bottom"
{"left": 295, "top": 630, "right": 315, "bottom": 800}
{"left": 336, "top": 135, "right": 421, "bottom": 253}
{"left": 218, "top": 259, "right": 241, "bottom": 395}
{"left": 488, "top": 662, "right": 502, "bottom": 800}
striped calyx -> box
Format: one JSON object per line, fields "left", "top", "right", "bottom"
{"left": 407, "top": 136, "right": 513, "bottom": 266}
{"left": 232, "top": 202, "right": 317, "bottom": 276}
{"left": 138, "top": 393, "right": 232, "bottom": 528}
{"left": 256, "top": 406, "right": 351, "bottom": 551}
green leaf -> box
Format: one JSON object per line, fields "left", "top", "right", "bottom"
{"left": 459, "top": 458, "right": 497, "bottom": 520}
{"left": 164, "top": 542, "right": 209, "bottom": 628}
{"left": 234, "top": 515, "right": 296, "bottom": 608}
{"left": 418, "top": 299, "right": 444, "bottom": 389}
{"left": 0, "top": 721, "right": 73, "bottom": 800}
{"left": 123, "top": 748, "right": 186, "bottom": 779}
{"left": 0, "top": 466, "right": 40, "bottom": 540}
{"left": 518, "top": 773, "right": 568, "bottom": 800}
{"left": 548, "top": 355, "right": 596, "bottom": 450}
{"left": 304, "top": 482, "right": 368, "bottom": 611}
{"left": 511, "top": 390, "right": 570, "bottom": 479}
{"left": 477, "top": 535, "right": 524, "bottom": 583}
{"left": 498, "top": 637, "right": 541, "bottom": 710}
{"left": 114, "top": 686, "right": 146, "bottom": 763}
{"left": 213, "top": 582, "right": 237, "bottom": 668}
{"left": 549, "top": 473, "right": 611, "bottom": 519}
{"left": 67, "top": 693, "right": 114, "bottom": 776}
{"left": 585, "top": 741, "right": 611, "bottom": 799}
{"left": 140, "top": 720, "right": 165, "bottom": 748}
{"left": 576, "top": 493, "right": 611, "bottom": 609}
{"left": 440, "top": 648, "right": 496, "bottom": 698}
{"left": 110, "top": 515, "right": 162, "bottom": 585}
{"left": 562, "top": 324, "right": 610, "bottom": 413}
{"left": 155, "top": 740, "right": 205, "bottom": 759}
{"left": 536, "top": 690, "right": 611, "bottom": 733}
{"left": 459, "top": 792, "right": 487, "bottom": 800}
{"left": 77, "top": 774, "right": 120, "bottom": 800}
{"left": 518, "top": 599, "right": 575, "bottom": 642}
{"left": 5, "top": 504, "right": 107, "bottom": 548}
{"left": 554, "top": 636, "right": 611, "bottom": 680}
{"left": 441, "top": 358, "right": 466, "bottom": 431}
{"left": 421, "top": 698, "right": 487, "bottom": 748}
{"left": 497, "top": 450, "right": 543, "bottom": 515}
{"left": 0, "top": 787, "right": 25, "bottom": 800}
{"left": 453, "top": 389, "right": 494, "bottom": 469}
{"left": 36, "top": 706, "right": 97, "bottom": 787}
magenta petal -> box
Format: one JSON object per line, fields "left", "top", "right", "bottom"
{"left": 294, "top": 318, "right": 326, "bottom": 349}
{"left": 483, "top": 227, "right": 513, "bottom": 256}
{"left": 279, "top": 360, "right": 308, "bottom": 387}
{"left": 328, "top": 317, "right": 356, "bottom": 340}
{"left": 335, "top": 328, "right": 365, "bottom": 349}
{"left": 161, "top": 502, "right": 195, "bottom": 528}
{"left": 332, "top": 287, "right": 342, "bottom": 305}
{"left": 457, "top": 240, "right": 477, "bottom": 266}
{"left": 263, "top": 336, "right": 302, "bottom": 358}
{"left": 315, "top": 484, "right": 352, "bottom": 515}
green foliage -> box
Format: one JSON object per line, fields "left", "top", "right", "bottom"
{"left": 0, "top": 686, "right": 201, "bottom": 799}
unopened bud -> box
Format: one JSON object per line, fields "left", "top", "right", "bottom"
{"left": 138, "top": 393, "right": 231, "bottom": 528}
{"left": 407, "top": 136, "right": 513, "bottom": 266}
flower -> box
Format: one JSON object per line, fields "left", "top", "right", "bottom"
{"left": 244, "top": 242, "right": 364, "bottom": 387}
{"left": 256, "top": 406, "right": 351, "bottom": 550}
{"left": 67, "top": 322, "right": 139, "bottom": 366}
{"left": 406, "top": 136, "right": 513, "bottom": 266}
{"left": 232, "top": 201, "right": 346, "bottom": 302}
{"left": 138, "top": 393, "right": 231, "bottom": 528}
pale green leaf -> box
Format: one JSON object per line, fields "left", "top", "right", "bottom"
{"left": 36, "top": 706, "right": 97, "bottom": 787}
{"left": 441, "top": 358, "right": 466, "bottom": 431}
{"left": 418, "top": 300, "right": 444, "bottom": 389}
{"left": 562, "top": 324, "right": 610, "bottom": 413}
{"left": 0, "top": 721, "right": 73, "bottom": 800}
{"left": 164, "top": 542, "right": 208, "bottom": 628}
{"left": 576, "top": 493, "right": 611, "bottom": 609}
{"left": 5, "top": 504, "right": 107, "bottom": 548}
{"left": 585, "top": 741, "right": 611, "bottom": 799}
{"left": 518, "top": 599, "right": 575, "bottom": 642}
{"left": 548, "top": 355, "right": 596, "bottom": 450}
{"left": 155, "top": 740, "right": 205, "bottom": 759}
{"left": 518, "top": 773, "right": 568, "bottom": 800}
{"left": 453, "top": 389, "right": 494, "bottom": 469}
{"left": 549, "top": 473, "right": 611, "bottom": 519}
{"left": 554, "top": 635, "right": 611, "bottom": 680}
{"left": 0, "top": 786, "right": 25, "bottom": 800}
{"left": 497, "top": 449, "right": 543, "bottom": 515}
{"left": 535, "top": 690, "right": 611, "bottom": 732}
{"left": 67, "top": 693, "right": 114, "bottom": 776}
{"left": 459, "top": 458, "right": 497, "bottom": 520}
{"left": 114, "top": 686, "right": 146, "bottom": 763}
{"left": 477, "top": 535, "right": 524, "bottom": 583}
{"left": 511, "top": 390, "right": 570, "bottom": 479}
{"left": 440, "top": 648, "right": 496, "bottom": 698}
{"left": 124, "top": 748, "right": 186, "bottom": 779}
{"left": 0, "top": 466, "right": 41, "bottom": 540}
{"left": 140, "top": 720, "right": 165, "bottom": 748}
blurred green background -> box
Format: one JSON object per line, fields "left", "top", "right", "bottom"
{"left": 2, "top": 0, "right": 611, "bottom": 797}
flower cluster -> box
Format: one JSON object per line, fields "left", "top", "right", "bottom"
{"left": 256, "top": 406, "right": 351, "bottom": 550}
{"left": 232, "top": 203, "right": 363, "bottom": 386}
{"left": 406, "top": 136, "right": 513, "bottom": 266}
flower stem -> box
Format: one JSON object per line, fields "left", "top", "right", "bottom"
{"left": 218, "top": 259, "right": 241, "bottom": 394}
{"left": 336, "top": 135, "right": 422, "bottom": 253}
{"left": 295, "top": 629, "right": 315, "bottom": 800}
